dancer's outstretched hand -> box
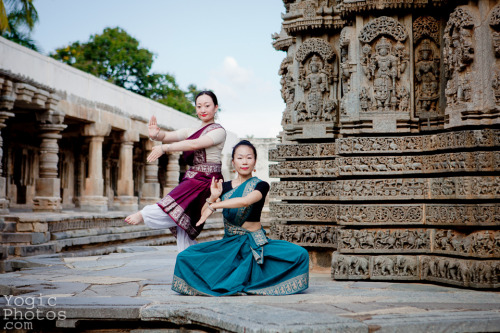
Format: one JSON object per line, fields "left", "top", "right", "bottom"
{"left": 147, "top": 145, "right": 164, "bottom": 162}
{"left": 210, "top": 177, "right": 223, "bottom": 199}
{"left": 148, "top": 115, "right": 160, "bottom": 139}
{"left": 196, "top": 208, "right": 213, "bottom": 227}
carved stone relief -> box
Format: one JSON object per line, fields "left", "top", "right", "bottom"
{"left": 270, "top": 177, "right": 500, "bottom": 201}
{"left": 270, "top": 223, "right": 337, "bottom": 248}
{"left": 270, "top": 151, "right": 499, "bottom": 178}
{"left": 443, "top": 7, "right": 475, "bottom": 108}
{"left": 490, "top": 4, "right": 500, "bottom": 105}
{"left": 358, "top": 16, "right": 409, "bottom": 113}
{"left": 279, "top": 56, "right": 295, "bottom": 126}
{"left": 434, "top": 230, "right": 499, "bottom": 258}
{"left": 333, "top": 254, "right": 499, "bottom": 287}
{"left": 294, "top": 38, "right": 337, "bottom": 124}
{"left": 339, "top": 228, "right": 431, "bottom": 253}
{"left": 414, "top": 17, "right": 441, "bottom": 118}
{"left": 269, "top": 129, "right": 499, "bottom": 159}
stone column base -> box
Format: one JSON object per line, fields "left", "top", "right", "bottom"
{"left": 33, "top": 196, "right": 62, "bottom": 212}
{"left": 80, "top": 196, "right": 109, "bottom": 213}
{"left": 111, "top": 196, "right": 138, "bottom": 212}
{"left": 139, "top": 183, "right": 160, "bottom": 208}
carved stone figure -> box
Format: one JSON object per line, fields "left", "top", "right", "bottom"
{"left": 415, "top": 39, "right": 440, "bottom": 115}
{"left": 443, "top": 8, "right": 475, "bottom": 107}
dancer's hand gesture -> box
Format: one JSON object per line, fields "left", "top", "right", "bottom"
{"left": 147, "top": 145, "right": 164, "bottom": 162}
{"left": 149, "top": 115, "right": 160, "bottom": 139}
{"left": 209, "top": 177, "right": 223, "bottom": 200}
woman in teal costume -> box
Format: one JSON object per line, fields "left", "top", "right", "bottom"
{"left": 172, "top": 140, "right": 309, "bottom": 296}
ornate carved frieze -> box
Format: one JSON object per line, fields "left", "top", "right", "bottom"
{"left": 338, "top": 0, "right": 448, "bottom": 16}
{"left": 332, "top": 253, "right": 370, "bottom": 279}
{"left": 270, "top": 222, "right": 337, "bottom": 248}
{"left": 414, "top": 17, "right": 442, "bottom": 118}
{"left": 421, "top": 256, "right": 500, "bottom": 288}
{"left": 282, "top": 0, "right": 345, "bottom": 34}
{"left": 336, "top": 128, "right": 500, "bottom": 154}
{"left": 434, "top": 230, "right": 499, "bottom": 258}
{"left": 270, "top": 129, "right": 499, "bottom": 159}
{"left": 339, "top": 228, "right": 431, "bottom": 253}
{"left": 443, "top": 7, "right": 475, "bottom": 108}
{"left": 338, "top": 204, "right": 424, "bottom": 225}
{"left": 425, "top": 204, "right": 500, "bottom": 227}
{"left": 270, "top": 176, "right": 500, "bottom": 200}
{"left": 333, "top": 254, "right": 499, "bottom": 288}
{"left": 270, "top": 202, "right": 337, "bottom": 222}
{"left": 270, "top": 151, "right": 499, "bottom": 178}
{"left": 269, "top": 160, "right": 337, "bottom": 178}
{"left": 358, "top": 16, "right": 409, "bottom": 113}
{"left": 270, "top": 203, "right": 499, "bottom": 226}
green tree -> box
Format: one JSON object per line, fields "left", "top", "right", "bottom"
{"left": 51, "top": 27, "right": 198, "bottom": 116}
{"left": 0, "top": 0, "right": 39, "bottom": 51}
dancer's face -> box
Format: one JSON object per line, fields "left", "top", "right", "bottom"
{"left": 196, "top": 94, "right": 217, "bottom": 122}
{"left": 232, "top": 146, "right": 256, "bottom": 177}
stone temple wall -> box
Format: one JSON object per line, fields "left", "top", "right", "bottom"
{"left": 269, "top": 0, "right": 500, "bottom": 288}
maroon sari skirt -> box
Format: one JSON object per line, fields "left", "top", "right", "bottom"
{"left": 157, "top": 163, "right": 223, "bottom": 240}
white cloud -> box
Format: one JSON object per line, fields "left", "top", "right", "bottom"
{"left": 203, "top": 57, "right": 285, "bottom": 138}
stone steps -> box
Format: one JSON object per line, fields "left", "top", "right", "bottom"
{"left": 0, "top": 212, "right": 226, "bottom": 272}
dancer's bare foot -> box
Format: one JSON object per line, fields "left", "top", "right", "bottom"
{"left": 125, "top": 211, "right": 144, "bottom": 225}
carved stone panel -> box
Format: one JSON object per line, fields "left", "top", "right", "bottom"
{"left": 332, "top": 253, "right": 370, "bottom": 280}
{"left": 358, "top": 16, "right": 409, "bottom": 113}
{"left": 371, "top": 255, "right": 419, "bottom": 280}
{"left": 270, "top": 177, "right": 500, "bottom": 201}
{"left": 270, "top": 223, "right": 338, "bottom": 248}
{"left": 433, "top": 230, "right": 499, "bottom": 258}
{"left": 339, "top": 228, "right": 431, "bottom": 253}
{"left": 413, "top": 16, "right": 442, "bottom": 120}
{"left": 270, "top": 202, "right": 337, "bottom": 222}
{"left": 338, "top": 204, "right": 424, "bottom": 225}
{"left": 490, "top": 4, "right": 500, "bottom": 106}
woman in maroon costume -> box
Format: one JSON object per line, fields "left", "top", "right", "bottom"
{"left": 125, "top": 91, "right": 226, "bottom": 252}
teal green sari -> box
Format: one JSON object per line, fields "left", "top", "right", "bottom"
{"left": 172, "top": 177, "right": 309, "bottom": 296}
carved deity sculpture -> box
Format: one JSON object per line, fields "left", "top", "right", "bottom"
{"left": 279, "top": 57, "right": 295, "bottom": 125}
{"left": 415, "top": 39, "right": 440, "bottom": 114}
{"left": 300, "top": 55, "right": 329, "bottom": 121}
{"left": 368, "top": 37, "right": 399, "bottom": 110}
{"left": 358, "top": 17, "right": 409, "bottom": 113}
{"left": 443, "top": 8, "right": 475, "bottom": 107}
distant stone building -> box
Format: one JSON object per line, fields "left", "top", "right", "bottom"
{"left": 269, "top": 0, "right": 499, "bottom": 288}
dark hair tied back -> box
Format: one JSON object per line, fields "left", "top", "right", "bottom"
{"left": 195, "top": 90, "right": 218, "bottom": 106}
{"left": 232, "top": 140, "right": 257, "bottom": 160}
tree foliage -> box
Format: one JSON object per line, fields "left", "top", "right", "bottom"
{"left": 51, "top": 27, "right": 199, "bottom": 116}
{"left": 0, "top": 0, "right": 39, "bottom": 51}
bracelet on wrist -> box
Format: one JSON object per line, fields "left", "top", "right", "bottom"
{"left": 207, "top": 203, "right": 216, "bottom": 212}
{"left": 149, "top": 129, "right": 161, "bottom": 142}
{"left": 161, "top": 144, "right": 170, "bottom": 153}
{"left": 206, "top": 198, "right": 216, "bottom": 204}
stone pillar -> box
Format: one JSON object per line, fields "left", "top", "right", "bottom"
{"left": 33, "top": 123, "right": 67, "bottom": 212}
{"left": 0, "top": 111, "right": 14, "bottom": 214}
{"left": 112, "top": 131, "right": 139, "bottom": 211}
{"left": 164, "top": 152, "right": 181, "bottom": 194}
{"left": 139, "top": 140, "right": 160, "bottom": 207}
{"left": 80, "top": 123, "right": 111, "bottom": 212}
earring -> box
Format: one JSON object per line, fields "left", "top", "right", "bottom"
{"left": 253, "top": 169, "right": 256, "bottom": 172}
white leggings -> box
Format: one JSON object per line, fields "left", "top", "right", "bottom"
{"left": 141, "top": 204, "right": 197, "bottom": 252}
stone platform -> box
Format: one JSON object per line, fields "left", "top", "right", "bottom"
{"left": 0, "top": 246, "right": 499, "bottom": 333}
{"left": 0, "top": 211, "right": 226, "bottom": 273}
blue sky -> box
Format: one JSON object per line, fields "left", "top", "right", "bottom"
{"left": 31, "top": 0, "right": 287, "bottom": 138}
